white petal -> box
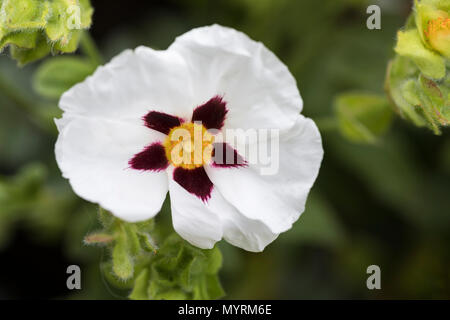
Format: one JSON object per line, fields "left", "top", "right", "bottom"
{"left": 205, "top": 115, "right": 323, "bottom": 234}
{"left": 168, "top": 172, "right": 223, "bottom": 249}
{"left": 169, "top": 24, "right": 303, "bottom": 130}
{"left": 215, "top": 198, "right": 279, "bottom": 252}
{"left": 55, "top": 115, "right": 168, "bottom": 222}
{"left": 59, "top": 47, "right": 195, "bottom": 123}
{"left": 168, "top": 168, "right": 277, "bottom": 251}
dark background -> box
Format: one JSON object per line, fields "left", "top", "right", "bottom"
{"left": 0, "top": 0, "right": 449, "bottom": 299}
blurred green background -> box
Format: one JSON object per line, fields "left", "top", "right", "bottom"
{"left": 1, "top": 0, "right": 449, "bottom": 299}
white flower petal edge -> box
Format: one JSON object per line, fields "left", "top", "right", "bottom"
{"left": 168, "top": 171, "right": 223, "bottom": 249}
{"left": 169, "top": 168, "right": 278, "bottom": 251}
{"left": 55, "top": 116, "right": 168, "bottom": 221}
{"left": 59, "top": 47, "right": 195, "bottom": 121}
{"left": 205, "top": 115, "right": 323, "bottom": 234}
{"left": 169, "top": 24, "right": 303, "bottom": 132}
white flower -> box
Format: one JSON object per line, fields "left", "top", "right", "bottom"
{"left": 55, "top": 25, "right": 323, "bottom": 252}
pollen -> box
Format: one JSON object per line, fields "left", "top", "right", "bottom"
{"left": 163, "top": 122, "right": 215, "bottom": 170}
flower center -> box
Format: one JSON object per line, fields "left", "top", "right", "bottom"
{"left": 163, "top": 122, "right": 215, "bottom": 170}
{"left": 424, "top": 15, "right": 450, "bottom": 57}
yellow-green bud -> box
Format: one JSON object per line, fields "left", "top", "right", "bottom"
{"left": 0, "top": 0, "right": 93, "bottom": 65}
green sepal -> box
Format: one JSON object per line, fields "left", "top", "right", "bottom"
{"left": 385, "top": 56, "right": 426, "bottom": 126}
{"left": 53, "top": 29, "right": 82, "bottom": 53}
{"left": 9, "top": 34, "right": 51, "bottom": 66}
{"left": 138, "top": 232, "right": 159, "bottom": 253}
{"left": 92, "top": 207, "right": 225, "bottom": 300}
{"left": 395, "top": 29, "right": 446, "bottom": 79}
{"left": 98, "top": 207, "right": 115, "bottom": 228}
{"left": 0, "top": 30, "right": 39, "bottom": 50}
{"left": 129, "top": 269, "right": 150, "bottom": 300}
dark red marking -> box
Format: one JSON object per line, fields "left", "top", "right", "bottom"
{"left": 129, "top": 143, "right": 169, "bottom": 171}
{"left": 212, "top": 143, "right": 247, "bottom": 168}
{"left": 173, "top": 166, "right": 213, "bottom": 202}
{"left": 144, "top": 111, "right": 183, "bottom": 135}
{"left": 192, "top": 95, "right": 228, "bottom": 130}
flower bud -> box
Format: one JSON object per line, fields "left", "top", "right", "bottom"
{"left": 0, "top": 0, "right": 93, "bottom": 65}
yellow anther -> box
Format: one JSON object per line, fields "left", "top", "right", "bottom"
{"left": 163, "top": 122, "right": 215, "bottom": 170}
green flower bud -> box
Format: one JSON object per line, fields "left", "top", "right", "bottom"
{"left": 395, "top": 29, "right": 446, "bottom": 79}
{"left": 387, "top": 1, "right": 450, "bottom": 134}
{"left": 0, "top": 0, "right": 93, "bottom": 65}
{"left": 386, "top": 56, "right": 449, "bottom": 135}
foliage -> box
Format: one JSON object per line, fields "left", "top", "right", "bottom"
{"left": 334, "top": 92, "right": 393, "bottom": 143}
{"left": 85, "top": 209, "right": 224, "bottom": 300}
{"left": 33, "top": 56, "right": 96, "bottom": 99}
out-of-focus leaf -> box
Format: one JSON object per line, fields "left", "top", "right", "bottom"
{"left": 279, "top": 192, "right": 346, "bottom": 247}
{"left": 33, "top": 56, "right": 96, "bottom": 99}
{"left": 335, "top": 92, "right": 394, "bottom": 143}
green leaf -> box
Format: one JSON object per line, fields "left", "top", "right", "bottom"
{"left": 204, "top": 274, "right": 225, "bottom": 300}
{"left": 129, "top": 269, "right": 150, "bottom": 300}
{"left": 279, "top": 192, "right": 346, "bottom": 247}
{"left": 155, "top": 289, "right": 188, "bottom": 300}
{"left": 204, "top": 246, "right": 222, "bottom": 275}
{"left": 394, "top": 29, "right": 446, "bottom": 79}
{"left": 112, "top": 230, "right": 134, "bottom": 280}
{"left": 335, "top": 92, "right": 394, "bottom": 144}
{"left": 98, "top": 207, "right": 115, "bottom": 228}
{"left": 33, "top": 56, "right": 96, "bottom": 99}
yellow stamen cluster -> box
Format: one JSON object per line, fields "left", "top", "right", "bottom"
{"left": 163, "top": 123, "right": 215, "bottom": 170}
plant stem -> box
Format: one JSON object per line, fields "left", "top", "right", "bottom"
{"left": 80, "top": 31, "right": 103, "bottom": 66}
